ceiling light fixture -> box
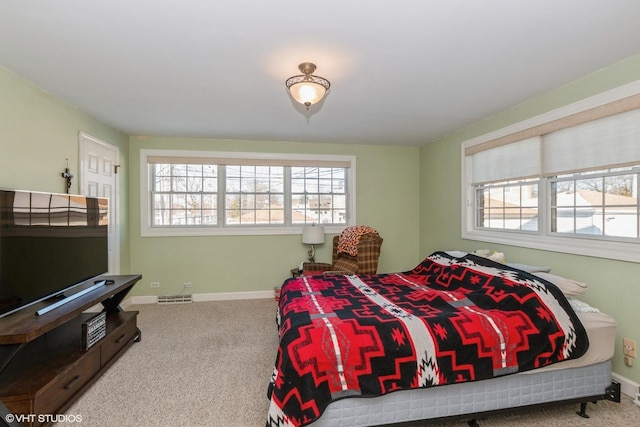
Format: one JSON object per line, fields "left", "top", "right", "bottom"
{"left": 285, "top": 62, "right": 331, "bottom": 110}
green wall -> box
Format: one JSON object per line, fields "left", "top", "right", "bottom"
{"left": 128, "top": 136, "right": 421, "bottom": 297}
{"left": 0, "top": 66, "right": 131, "bottom": 273}
{"left": 419, "top": 53, "right": 640, "bottom": 383}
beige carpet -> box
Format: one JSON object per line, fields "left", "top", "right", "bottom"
{"left": 59, "top": 299, "right": 638, "bottom": 426}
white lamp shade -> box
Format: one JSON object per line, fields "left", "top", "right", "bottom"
{"left": 302, "top": 224, "right": 325, "bottom": 244}
{"left": 289, "top": 81, "right": 327, "bottom": 106}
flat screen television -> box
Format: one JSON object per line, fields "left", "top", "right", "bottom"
{"left": 0, "top": 188, "right": 109, "bottom": 318}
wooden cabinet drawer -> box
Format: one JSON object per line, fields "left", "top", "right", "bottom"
{"left": 101, "top": 314, "right": 137, "bottom": 364}
{"left": 33, "top": 349, "right": 100, "bottom": 416}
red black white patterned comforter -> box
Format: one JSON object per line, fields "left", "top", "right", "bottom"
{"left": 266, "top": 251, "right": 589, "bottom": 427}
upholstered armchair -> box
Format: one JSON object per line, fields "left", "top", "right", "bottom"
{"left": 302, "top": 230, "right": 383, "bottom": 276}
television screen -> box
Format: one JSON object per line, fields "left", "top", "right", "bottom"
{"left": 0, "top": 189, "right": 109, "bottom": 318}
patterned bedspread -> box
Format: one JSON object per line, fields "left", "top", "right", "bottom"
{"left": 266, "top": 251, "right": 589, "bottom": 427}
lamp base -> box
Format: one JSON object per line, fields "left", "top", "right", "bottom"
{"left": 307, "top": 245, "right": 316, "bottom": 263}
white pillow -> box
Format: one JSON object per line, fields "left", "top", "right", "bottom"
{"left": 567, "top": 297, "right": 599, "bottom": 313}
{"left": 533, "top": 272, "right": 588, "bottom": 296}
{"left": 506, "top": 263, "right": 552, "bottom": 273}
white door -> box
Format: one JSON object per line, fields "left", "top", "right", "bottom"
{"left": 79, "top": 132, "right": 120, "bottom": 274}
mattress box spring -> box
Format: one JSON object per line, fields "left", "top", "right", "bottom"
{"left": 309, "top": 360, "right": 611, "bottom": 427}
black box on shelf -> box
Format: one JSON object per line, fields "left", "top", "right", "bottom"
{"left": 82, "top": 312, "right": 106, "bottom": 350}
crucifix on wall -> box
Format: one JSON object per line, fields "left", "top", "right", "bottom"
{"left": 61, "top": 158, "right": 73, "bottom": 194}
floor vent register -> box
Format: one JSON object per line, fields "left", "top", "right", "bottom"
{"left": 157, "top": 294, "right": 193, "bottom": 304}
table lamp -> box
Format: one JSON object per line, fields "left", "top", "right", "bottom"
{"left": 302, "top": 224, "right": 325, "bottom": 262}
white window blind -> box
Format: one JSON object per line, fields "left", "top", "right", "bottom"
{"left": 471, "top": 136, "right": 540, "bottom": 184}
{"left": 542, "top": 108, "right": 640, "bottom": 175}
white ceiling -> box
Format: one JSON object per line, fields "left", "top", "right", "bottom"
{"left": 1, "top": 1, "right": 639, "bottom": 146}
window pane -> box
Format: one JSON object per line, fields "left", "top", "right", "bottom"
{"left": 226, "top": 177, "right": 240, "bottom": 192}
{"left": 150, "top": 159, "right": 218, "bottom": 227}
{"left": 255, "top": 209, "right": 271, "bottom": 224}
{"left": 187, "top": 164, "right": 202, "bottom": 175}
{"left": 553, "top": 207, "right": 574, "bottom": 233}
{"left": 503, "top": 207, "right": 521, "bottom": 230}
{"left": 154, "top": 176, "right": 170, "bottom": 192}
{"left": 488, "top": 187, "right": 503, "bottom": 207}
{"left": 332, "top": 209, "right": 346, "bottom": 223}
{"left": 521, "top": 184, "right": 537, "bottom": 208}
{"left": 305, "top": 178, "right": 319, "bottom": 193}
{"left": 170, "top": 175, "right": 185, "bottom": 192}
{"left": 604, "top": 207, "right": 637, "bottom": 238}
{"left": 225, "top": 194, "right": 240, "bottom": 224}
{"left": 241, "top": 194, "right": 254, "bottom": 210}
{"left": 605, "top": 174, "right": 635, "bottom": 204}
{"left": 241, "top": 166, "right": 255, "bottom": 192}
{"left": 271, "top": 176, "right": 284, "bottom": 193}
{"left": 318, "top": 178, "right": 332, "bottom": 193}
{"left": 172, "top": 164, "right": 186, "bottom": 177}
{"left": 203, "top": 177, "right": 217, "bottom": 192}
{"left": 304, "top": 208, "right": 319, "bottom": 223}
{"left": 201, "top": 194, "right": 217, "bottom": 225}
{"left": 333, "top": 194, "right": 346, "bottom": 209}
{"left": 486, "top": 207, "right": 504, "bottom": 228}
{"left": 521, "top": 207, "right": 538, "bottom": 231}
{"left": 223, "top": 165, "right": 286, "bottom": 225}
{"left": 291, "top": 166, "right": 348, "bottom": 225}
{"left": 240, "top": 210, "right": 255, "bottom": 224}
{"left": 291, "top": 178, "right": 304, "bottom": 193}
{"left": 475, "top": 180, "right": 539, "bottom": 231}
{"left": 185, "top": 193, "right": 201, "bottom": 224}
{"left": 575, "top": 207, "right": 601, "bottom": 235}
{"left": 255, "top": 176, "right": 270, "bottom": 192}
{"left": 155, "top": 164, "right": 171, "bottom": 177}
{"left": 550, "top": 167, "right": 640, "bottom": 240}
{"left": 187, "top": 176, "right": 201, "bottom": 192}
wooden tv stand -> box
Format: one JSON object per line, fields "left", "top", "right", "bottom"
{"left": 0, "top": 274, "right": 141, "bottom": 427}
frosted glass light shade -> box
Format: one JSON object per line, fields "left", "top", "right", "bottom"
{"left": 288, "top": 80, "right": 327, "bottom": 106}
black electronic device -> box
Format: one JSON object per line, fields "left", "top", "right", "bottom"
{"left": 0, "top": 188, "right": 109, "bottom": 318}
{"left": 82, "top": 311, "right": 107, "bottom": 349}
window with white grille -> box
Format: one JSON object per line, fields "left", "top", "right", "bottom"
{"left": 141, "top": 150, "right": 355, "bottom": 236}
{"left": 462, "top": 82, "right": 640, "bottom": 262}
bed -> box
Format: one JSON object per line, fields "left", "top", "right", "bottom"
{"left": 266, "top": 251, "right": 619, "bottom": 427}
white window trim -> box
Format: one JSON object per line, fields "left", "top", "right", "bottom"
{"left": 462, "top": 79, "right": 640, "bottom": 263}
{"left": 140, "top": 149, "right": 356, "bottom": 237}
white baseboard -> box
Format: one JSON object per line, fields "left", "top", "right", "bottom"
{"left": 612, "top": 371, "right": 640, "bottom": 401}
{"left": 127, "top": 290, "right": 274, "bottom": 306}
{"left": 124, "top": 295, "right": 157, "bottom": 306}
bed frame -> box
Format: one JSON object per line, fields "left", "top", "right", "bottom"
{"left": 270, "top": 252, "right": 619, "bottom": 427}
{"left": 308, "top": 360, "right": 620, "bottom": 427}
